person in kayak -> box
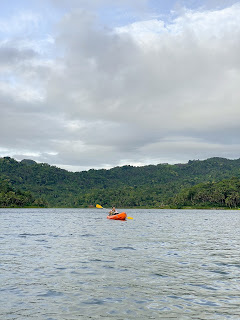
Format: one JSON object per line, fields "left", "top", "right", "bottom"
{"left": 109, "top": 206, "right": 118, "bottom": 216}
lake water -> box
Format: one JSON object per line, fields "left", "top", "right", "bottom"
{"left": 1, "top": 208, "right": 240, "bottom": 320}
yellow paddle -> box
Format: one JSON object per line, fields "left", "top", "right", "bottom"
{"left": 96, "top": 204, "right": 133, "bottom": 219}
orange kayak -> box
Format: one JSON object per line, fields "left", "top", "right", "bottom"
{"left": 107, "top": 212, "right": 127, "bottom": 220}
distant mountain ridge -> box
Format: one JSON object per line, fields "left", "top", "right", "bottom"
{"left": 1, "top": 156, "right": 240, "bottom": 207}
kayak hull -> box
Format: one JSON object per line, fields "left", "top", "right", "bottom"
{"left": 107, "top": 212, "right": 127, "bottom": 220}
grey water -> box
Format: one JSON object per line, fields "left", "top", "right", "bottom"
{"left": 1, "top": 209, "right": 240, "bottom": 320}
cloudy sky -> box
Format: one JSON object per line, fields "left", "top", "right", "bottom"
{"left": 1, "top": 0, "right": 240, "bottom": 171}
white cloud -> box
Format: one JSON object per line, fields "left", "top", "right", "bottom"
{"left": 1, "top": 3, "right": 240, "bottom": 170}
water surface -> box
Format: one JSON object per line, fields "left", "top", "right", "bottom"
{"left": 1, "top": 208, "right": 240, "bottom": 319}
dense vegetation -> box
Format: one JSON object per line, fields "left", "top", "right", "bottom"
{"left": 172, "top": 177, "right": 240, "bottom": 208}
{"left": 0, "top": 177, "right": 47, "bottom": 208}
{"left": 1, "top": 156, "right": 240, "bottom": 208}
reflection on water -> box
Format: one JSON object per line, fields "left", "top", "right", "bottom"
{"left": 1, "top": 208, "right": 240, "bottom": 319}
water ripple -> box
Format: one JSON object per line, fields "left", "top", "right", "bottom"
{"left": 112, "top": 246, "right": 136, "bottom": 250}
{"left": 1, "top": 208, "right": 240, "bottom": 319}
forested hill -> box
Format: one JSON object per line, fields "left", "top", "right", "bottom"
{"left": 1, "top": 156, "right": 240, "bottom": 207}
{"left": 172, "top": 177, "right": 240, "bottom": 209}
{"left": 0, "top": 178, "right": 47, "bottom": 208}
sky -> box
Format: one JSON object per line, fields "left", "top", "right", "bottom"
{"left": 1, "top": 0, "right": 240, "bottom": 172}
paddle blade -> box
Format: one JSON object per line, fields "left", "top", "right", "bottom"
{"left": 127, "top": 217, "right": 133, "bottom": 219}
{"left": 96, "top": 204, "right": 103, "bottom": 209}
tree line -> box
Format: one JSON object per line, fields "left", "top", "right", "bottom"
{"left": 0, "top": 178, "right": 47, "bottom": 208}
{"left": 1, "top": 156, "right": 240, "bottom": 208}
{"left": 172, "top": 177, "right": 240, "bottom": 208}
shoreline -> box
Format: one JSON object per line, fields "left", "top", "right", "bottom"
{"left": 1, "top": 206, "right": 240, "bottom": 210}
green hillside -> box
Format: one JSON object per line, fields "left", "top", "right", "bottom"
{"left": 0, "top": 177, "right": 47, "bottom": 208}
{"left": 1, "top": 156, "right": 240, "bottom": 207}
{"left": 172, "top": 177, "right": 240, "bottom": 209}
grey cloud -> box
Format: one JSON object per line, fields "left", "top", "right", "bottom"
{"left": 2, "top": 3, "right": 240, "bottom": 171}
{"left": 47, "top": 5, "right": 240, "bottom": 168}
{"left": 0, "top": 46, "right": 37, "bottom": 65}
{"left": 49, "top": 0, "right": 148, "bottom": 10}
{"left": 0, "top": 108, "right": 63, "bottom": 151}
{"left": 51, "top": 7, "right": 240, "bottom": 130}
